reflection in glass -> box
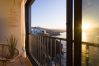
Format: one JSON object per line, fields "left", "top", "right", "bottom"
{"left": 82, "top": 0, "right": 99, "bottom": 66}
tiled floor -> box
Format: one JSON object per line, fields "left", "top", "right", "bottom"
{"left": 0, "top": 57, "right": 32, "bottom": 66}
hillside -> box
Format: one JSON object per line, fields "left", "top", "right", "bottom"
{"left": 31, "top": 27, "right": 66, "bottom": 33}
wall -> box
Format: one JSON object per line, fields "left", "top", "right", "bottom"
{"left": 0, "top": 0, "right": 27, "bottom": 57}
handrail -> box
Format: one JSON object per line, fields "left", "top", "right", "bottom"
{"left": 37, "top": 35, "right": 66, "bottom": 41}
{"left": 33, "top": 35, "right": 99, "bottom": 47}
{"left": 82, "top": 41, "right": 99, "bottom": 47}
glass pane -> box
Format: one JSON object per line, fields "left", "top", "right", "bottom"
{"left": 30, "top": 0, "right": 66, "bottom": 66}
{"left": 82, "top": 0, "right": 99, "bottom": 66}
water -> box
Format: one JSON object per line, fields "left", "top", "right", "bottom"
{"left": 55, "top": 32, "right": 66, "bottom": 39}
{"left": 53, "top": 32, "right": 66, "bottom": 52}
{"left": 53, "top": 32, "right": 66, "bottom": 66}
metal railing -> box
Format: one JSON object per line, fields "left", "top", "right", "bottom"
{"left": 30, "top": 34, "right": 66, "bottom": 66}
{"left": 29, "top": 34, "right": 99, "bottom": 66}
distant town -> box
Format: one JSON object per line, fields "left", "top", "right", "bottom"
{"left": 31, "top": 26, "right": 66, "bottom": 36}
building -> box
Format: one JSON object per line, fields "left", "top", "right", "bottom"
{"left": 31, "top": 27, "right": 47, "bottom": 35}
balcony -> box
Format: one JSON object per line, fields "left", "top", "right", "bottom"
{"left": 29, "top": 34, "right": 99, "bottom": 66}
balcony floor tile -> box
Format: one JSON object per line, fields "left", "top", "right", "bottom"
{"left": 0, "top": 56, "right": 32, "bottom": 66}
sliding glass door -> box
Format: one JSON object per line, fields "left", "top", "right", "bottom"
{"left": 82, "top": 0, "right": 99, "bottom": 66}
{"left": 26, "top": 0, "right": 83, "bottom": 66}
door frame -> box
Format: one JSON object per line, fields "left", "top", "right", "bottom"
{"left": 25, "top": 0, "right": 82, "bottom": 66}
{"left": 74, "top": 0, "right": 82, "bottom": 66}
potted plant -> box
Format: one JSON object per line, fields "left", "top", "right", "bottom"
{"left": 7, "top": 35, "right": 17, "bottom": 58}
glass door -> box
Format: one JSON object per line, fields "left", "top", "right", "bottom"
{"left": 82, "top": 0, "right": 99, "bottom": 66}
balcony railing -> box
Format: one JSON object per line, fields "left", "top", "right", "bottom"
{"left": 29, "top": 34, "right": 66, "bottom": 66}
{"left": 29, "top": 34, "right": 99, "bottom": 66}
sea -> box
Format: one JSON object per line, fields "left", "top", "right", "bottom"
{"left": 53, "top": 32, "right": 66, "bottom": 66}
{"left": 53, "top": 32, "right": 66, "bottom": 52}
{"left": 55, "top": 32, "right": 66, "bottom": 39}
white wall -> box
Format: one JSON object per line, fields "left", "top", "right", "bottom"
{"left": 0, "top": 0, "right": 27, "bottom": 57}
{"left": 21, "top": 0, "right": 27, "bottom": 57}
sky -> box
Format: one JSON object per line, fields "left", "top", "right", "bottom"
{"left": 31, "top": 0, "right": 99, "bottom": 30}
{"left": 31, "top": 0, "right": 66, "bottom": 30}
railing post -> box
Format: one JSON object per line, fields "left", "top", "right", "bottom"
{"left": 86, "top": 45, "right": 89, "bottom": 66}
{"left": 59, "top": 39, "right": 62, "bottom": 66}
{"left": 43, "top": 36, "right": 46, "bottom": 66}
{"left": 38, "top": 36, "right": 40, "bottom": 63}
{"left": 39, "top": 36, "right": 42, "bottom": 65}
{"left": 37, "top": 36, "right": 39, "bottom": 61}
{"left": 50, "top": 38, "right": 52, "bottom": 58}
